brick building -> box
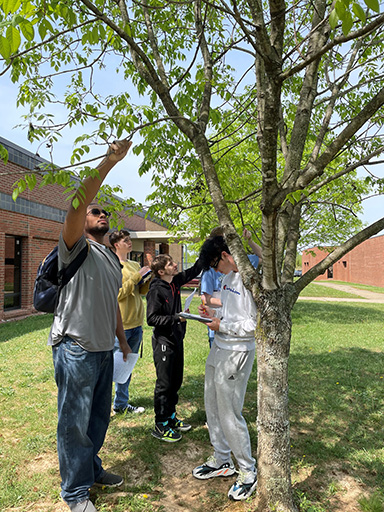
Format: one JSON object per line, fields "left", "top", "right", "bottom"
{"left": 302, "top": 234, "right": 384, "bottom": 286}
{"left": 0, "top": 137, "right": 184, "bottom": 322}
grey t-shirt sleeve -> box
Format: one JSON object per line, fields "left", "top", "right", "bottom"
{"left": 58, "top": 233, "right": 87, "bottom": 267}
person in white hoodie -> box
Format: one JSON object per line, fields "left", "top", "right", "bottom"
{"left": 192, "top": 235, "right": 260, "bottom": 501}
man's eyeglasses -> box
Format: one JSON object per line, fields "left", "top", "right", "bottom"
{"left": 87, "top": 208, "right": 111, "bottom": 218}
{"left": 211, "top": 256, "right": 221, "bottom": 269}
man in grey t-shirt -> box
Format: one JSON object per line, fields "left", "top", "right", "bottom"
{"left": 49, "top": 140, "right": 131, "bottom": 512}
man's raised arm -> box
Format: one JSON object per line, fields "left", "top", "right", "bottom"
{"left": 62, "top": 139, "right": 132, "bottom": 249}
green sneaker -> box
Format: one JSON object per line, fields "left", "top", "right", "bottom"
{"left": 151, "top": 421, "right": 182, "bottom": 442}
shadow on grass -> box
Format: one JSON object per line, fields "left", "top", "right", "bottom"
{"left": 0, "top": 314, "right": 53, "bottom": 343}
{"left": 289, "top": 346, "right": 384, "bottom": 487}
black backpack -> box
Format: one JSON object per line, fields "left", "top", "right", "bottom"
{"left": 33, "top": 241, "right": 90, "bottom": 313}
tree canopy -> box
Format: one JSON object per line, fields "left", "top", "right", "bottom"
{"left": 2, "top": 0, "right": 384, "bottom": 509}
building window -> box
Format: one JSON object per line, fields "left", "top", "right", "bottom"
{"left": 4, "top": 235, "right": 22, "bottom": 310}
{"left": 327, "top": 266, "right": 333, "bottom": 279}
{"left": 342, "top": 261, "right": 347, "bottom": 268}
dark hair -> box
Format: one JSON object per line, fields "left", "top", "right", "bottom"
{"left": 199, "top": 236, "right": 230, "bottom": 270}
{"left": 151, "top": 254, "right": 173, "bottom": 278}
{"left": 109, "top": 229, "right": 130, "bottom": 249}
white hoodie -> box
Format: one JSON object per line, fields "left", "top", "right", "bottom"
{"left": 214, "top": 270, "right": 257, "bottom": 352}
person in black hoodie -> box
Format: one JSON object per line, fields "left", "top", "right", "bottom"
{"left": 147, "top": 253, "right": 203, "bottom": 442}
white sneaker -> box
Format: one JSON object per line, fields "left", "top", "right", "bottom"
{"left": 68, "top": 499, "right": 97, "bottom": 512}
{"left": 113, "top": 404, "right": 145, "bottom": 414}
{"left": 128, "top": 404, "right": 145, "bottom": 413}
{"left": 192, "top": 455, "right": 236, "bottom": 479}
{"left": 228, "top": 469, "right": 257, "bottom": 501}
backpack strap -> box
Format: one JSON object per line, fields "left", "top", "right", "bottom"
{"left": 59, "top": 239, "right": 90, "bottom": 287}
{"left": 55, "top": 240, "right": 90, "bottom": 310}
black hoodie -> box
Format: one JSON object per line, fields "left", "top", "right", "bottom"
{"left": 146, "top": 258, "right": 203, "bottom": 345}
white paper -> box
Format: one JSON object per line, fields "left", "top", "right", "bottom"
{"left": 183, "top": 288, "right": 197, "bottom": 312}
{"left": 113, "top": 351, "right": 139, "bottom": 384}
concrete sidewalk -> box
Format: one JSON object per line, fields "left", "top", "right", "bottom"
{"left": 299, "top": 282, "right": 384, "bottom": 303}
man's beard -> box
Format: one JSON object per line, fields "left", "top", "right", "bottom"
{"left": 86, "top": 224, "right": 109, "bottom": 237}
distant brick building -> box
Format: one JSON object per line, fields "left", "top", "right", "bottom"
{"left": 302, "top": 234, "right": 384, "bottom": 286}
{"left": 0, "top": 137, "right": 184, "bottom": 322}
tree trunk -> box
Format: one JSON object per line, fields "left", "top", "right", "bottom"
{"left": 255, "top": 287, "right": 298, "bottom": 512}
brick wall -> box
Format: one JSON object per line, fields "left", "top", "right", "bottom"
{"left": 302, "top": 235, "right": 384, "bottom": 286}
{"left": 144, "top": 241, "right": 156, "bottom": 267}
{"left": 0, "top": 209, "right": 61, "bottom": 321}
{"left": 0, "top": 233, "right": 4, "bottom": 313}
{"left": 1, "top": 159, "right": 71, "bottom": 210}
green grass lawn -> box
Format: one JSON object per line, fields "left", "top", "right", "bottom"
{"left": 1, "top": 297, "right": 384, "bottom": 511}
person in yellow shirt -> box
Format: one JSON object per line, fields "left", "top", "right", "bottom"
{"left": 109, "top": 229, "right": 151, "bottom": 414}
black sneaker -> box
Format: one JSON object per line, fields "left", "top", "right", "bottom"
{"left": 151, "top": 422, "right": 182, "bottom": 442}
{"left": 228, "top": 470, "right": 257, "bottom": 500}
{"left": 169, "top": 413, "right": 192, "bottom": 432}
{"left": 192, "top": 455, "right": 236, "bottom": 479}
{"left": 94, "top": 471, "right": 123, "bottom": 487}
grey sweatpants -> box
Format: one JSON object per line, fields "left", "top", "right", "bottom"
{"left": 204, "top": 343, "right": 256, "bottom": 473}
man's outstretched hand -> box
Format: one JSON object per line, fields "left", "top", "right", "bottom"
{"left": 107, "top": 139, "right": 132, "bottom": 163}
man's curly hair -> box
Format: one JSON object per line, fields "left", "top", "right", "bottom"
{"left": 199, "top": 236, "right": 230, "bottom": 271}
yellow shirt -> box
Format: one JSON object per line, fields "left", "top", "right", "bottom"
{"left": 118, "top": 260, "right": 150, "bottom": 330}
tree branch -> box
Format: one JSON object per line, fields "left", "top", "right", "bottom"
{"left": 297, "top": 86, "right": 384, "bottom": 189}
{"left": 280, "top": 13, "right": 384, "bottom": 81}
{"left": 194, "top": 0, "right": 213, "bottom": 132}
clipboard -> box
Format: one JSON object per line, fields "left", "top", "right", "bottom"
{"left": 179, "top": 312, "right": 212, "bottom": 323}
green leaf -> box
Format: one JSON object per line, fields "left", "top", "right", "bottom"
{"left": 25, "top": 173, "right": 37, "bottom": 190}
{"left": 0, "top": 35, "right": 11, "bottom": 59}
{"left": 293, "top": 191, "right": 301, "bottom": 202}
{"left": 364, "top": 0, "right": 380, "bottom": 12}
{"left": 342, "top": 12, "right": 353, "bottom": 35}
{"left": 329, "top": 8, "right": 339, "bottom": 28}
{"left": 12, "top": 188, "right": 19, "bottom": 201}
{"left": 38, "top": 19, "right": 53, "bottom": 40}
{"left": 0, "top": 144, "right": 8, "bottom": 164}
{"left": 18, "top": 178, "right": 26, "bottom": 193}
{"left": 72, "top": 197, "right": 80, "bottom": 209}
{"left": 19, "top": 19, "right": 35, "bottom": 41}
{"left": 352, "top": 2, "right": 366, "bottom": 22}
{"left": 2, "top": 0, "right": 22, "bottom": 15}
{"left": 335, "top": 0, "right": 346, "bottom": 18}
{"left": 6, "top": 25, "right": 21, "bottom": 53}
{"left": 92, "top": 25, "right": 99, "bottom": 42}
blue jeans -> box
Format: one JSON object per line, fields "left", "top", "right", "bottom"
{"left": 52, "top": 336, "right": 113, "bottom": 505}
{"left": 113, "top": 326, "right": 143, "bottom": 410}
